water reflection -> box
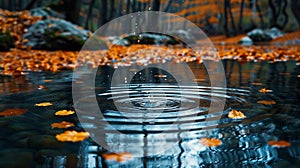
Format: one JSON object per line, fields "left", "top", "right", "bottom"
{"left": 0, "top": 60, "right": 299, "bottom": 167}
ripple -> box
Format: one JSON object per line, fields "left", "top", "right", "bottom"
{"left": 92, "top": 84, "right": 250, "bottom": 135}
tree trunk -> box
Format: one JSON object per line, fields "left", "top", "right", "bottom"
{"left": 291, "top": 0, "right": 300, "bottom": 26}
{"left": 85, "top": 0, "right": 96, "bottom": 29}
{"left": 25, "top": 0, "right": 39, "bottom": 10}
{"left": 228, "top": 0, "right": 237, "bottom": 35}
{"left": 224, "top": 0, "right": 229, "bottom": 37}
{"left": 99, "top": 0, "right": 108, "bottom": 26}
{"left": 126, "top": 0, "right": 131, "bottom": 14}
{"left": 63, "top": 0, "right": 82, "bottom": 24}
{"left": 8, "top": 0, "right": 13, "bottom": 10}
{"left": 108, "top": 0, "right": 115, "bottom": 20}
{"left": 163, "top": 0, "right": 173, "bottom": 12}
{"left": 281, "top": 0, "right": 288, "bottom": 29}
{"left": 152, "top": 0, "right": 160, "bottom": 11}
{"left": 256, "top": 1, "right": 265, "bottom": 28}
{"left": 268, "top": 0, "right": 277, "bottom": 27}
{"left": 238, "top": 0, "right": 245, "bottom": 33}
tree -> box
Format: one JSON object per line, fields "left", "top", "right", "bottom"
{"left": 238, "top": 0, "right": 245, "bottom": 33}
{"left": 63, "top": 0, "right": 82, "bottom": 24}
{"left": 291, "top": 0, "right": 300, "bottom": 27}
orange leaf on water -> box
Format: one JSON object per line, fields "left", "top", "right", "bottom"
{"left": 102, "top": 152, "right": 133, "bottom": 162}
{"left": 268, "top": 140, "right": 291, "bottom": 148}
{"left": 228, "top": 109, "right": 246, "bottom": 119}
{"left": 56, "top": 130, "right": 89, "bottom": 142}
{"left": 199, "top": 138, "right": 222, "bottom": 147}
{"left": 257, "top": 100, "right": 276, "bottom": 105}
{"left": 259, "top": 88, "right": 272, "bottom": 93}
{"left": 35, "top": 102, "right": 52, "bottom": 107}
{"left": 55, "top": 110, "right": 75, "bottom": 116}
{"left": 51, "top": 121, "right": 75, "bottom": 129}
{"left": 0, "top": 108, "right": 28, "bottom": 117}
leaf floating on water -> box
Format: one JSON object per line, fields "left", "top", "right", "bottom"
{"left": 228, "top": 109, "right": 246, "bottom": 119}
{"left": 55, "top": 110, "right": 75, "bottom": 116}
{"left": 0, "top": 108, "right": 28, "bottom": 117}
{"left": 257, "top": 100, "right": 276, "bottom": 105}
{"left": 199, "top": 138, "right": 222, "bottom": 147}
{"left": 43, "top": 79, "right": 53, "bottom": 82}
{"left": 56, "top": 130, "right": 89, "bottom": 142}
{"left": 35, "top": 102, "right": 52, "bottom": 107}
{"left": 37, "top": 85, "right": 47, "bottom": 90}
{"left": 252, "top": 82, "right": 263, "bottom": 86}
{"left": 268, "top": 140, "right": 291, "bottom": 148}
{"left": 102, "top": 152, "right": 133, "bottom": 162}
{"left": 51, "top": 121, "right": 75, "bottom": 129}
{"left": 259, "top": 88, "right": 272, "bottom": 93}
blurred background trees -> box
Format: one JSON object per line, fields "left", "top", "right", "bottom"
{"left": 0, "top": 0, "right": 299, "bottom": 36}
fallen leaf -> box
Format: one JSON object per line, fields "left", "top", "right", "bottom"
{"left": 0, "top": 108, "right": 28, "bottom": 117}
{"left": 56, "top": 130, "right": 89, "bottom": 142}
{"left": 102, "top": 152, "right": 133, "bottom": 162}
{"left": 51, "top": 121, "right": 75, "bottom": 129}
{"left": 55, "top": 110, "right": 75, "bottom": 116}
{"left": 199, "top": 138, "right": 222, "bottom": 147}
{"left": 228, "top": 109, "right": 246, "bottom": 119}
{"left": 268, "top": 140, "right": 291, "bottom": 148}
{"left": 35, "top": 102, "right": 52, "bottom": 107}
{"left": 259, "top": 88, "right": 272, "bottom": 93}
{"left": 257, "top": 100, "right": 276, "bottom": 105}
{"left": 37, "top": 85, "right": 47, "bottom": 90}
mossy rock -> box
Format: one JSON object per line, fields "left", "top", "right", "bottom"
{"left": 247, "top": 29, "right": 272, "bottom": 42}
{"left": 0, "top": 31, "right": 15, "bottom": 51}
{"left": 23, "top": 19, "right": 106, "bottom": 51}
{"left": 119, "top": 32, "right": 186, "bottom": 46}
{"left": 29, "top": 7, "right": 64, "bottom": 19}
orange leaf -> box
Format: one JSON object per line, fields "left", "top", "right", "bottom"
{"left": 268, "top": 140, "right": 291, "bottom": 148}
{"left": 257, "top": 100, "right": 276, "bottom": 105}
{"left": 56, "top": 130, "right": 89, "bottom": 142}
{"left": 35, "top": 102, "right": 52, "bottom": 107}
{"left": 0, "top": 108, "right": 28, "bottom": 117}
{"left": 199, "top": 138, "right": 222, "bottom": 147}
{"left": 55, "top": 110, "right": 75, "bottom": 116}
{"left": 51, "top": 121, "right": 75, "bottom": 129}
{"left": 228, "top": 109, "right": 246, "bottom": 119}
{"left": 102, "top": 152, "right": 132, "bottom": 162}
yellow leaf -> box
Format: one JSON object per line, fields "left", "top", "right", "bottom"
{"left": 56, "top": 130, "right": 89, "bottom": 142}
{"left": 55, "top": 110, "right": 75, "bottom": 116}
{"left": 199, "top": 138, "right": 222, "bottom": 147}
{"left": 35, "top": 102, "right": 52, "bottom": 107}
{"left": 228, "top": 109, "right": 246, "bottom": 119}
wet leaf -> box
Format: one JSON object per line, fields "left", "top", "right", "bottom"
{"left": 35, "top": 102, "right": 52, "bottom": 107}
{"left": 257, "top": 100, "right": 276, "bottom": 105}
{"left": 259, "top": 88, "right": 272, "bottom": 93}
{"left": 102, "top": 152, "right": 133, "bottom": 162}
{"left": 0, "top": 108, "right": 28, "bottom": 117}
{"left": 268, "top": 140, "right": 291, "bottom": 148}
{"left": 56, "top": 130, "right": 89, "bottom": 142}
{"left": 55, "top": 110, "right": 75, "bottom": 116}
{"left": 199, "top": 138, "right": 222, "bottom": 147}
{"left": 51, "top": 121, "right": 75, "bottom": 129}
{"left": 37, "top": 85, "right": 47, "bottom": 90}
{"left": 228, "top": 109, "right": 246, "bottom": 119}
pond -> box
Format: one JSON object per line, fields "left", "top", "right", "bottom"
{"left": 0, "top": 60, "right": 299, "bottom": 167}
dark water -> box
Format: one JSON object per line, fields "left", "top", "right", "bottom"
{"left": 0, "top": 60, "right": 299, "bottom": 167}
